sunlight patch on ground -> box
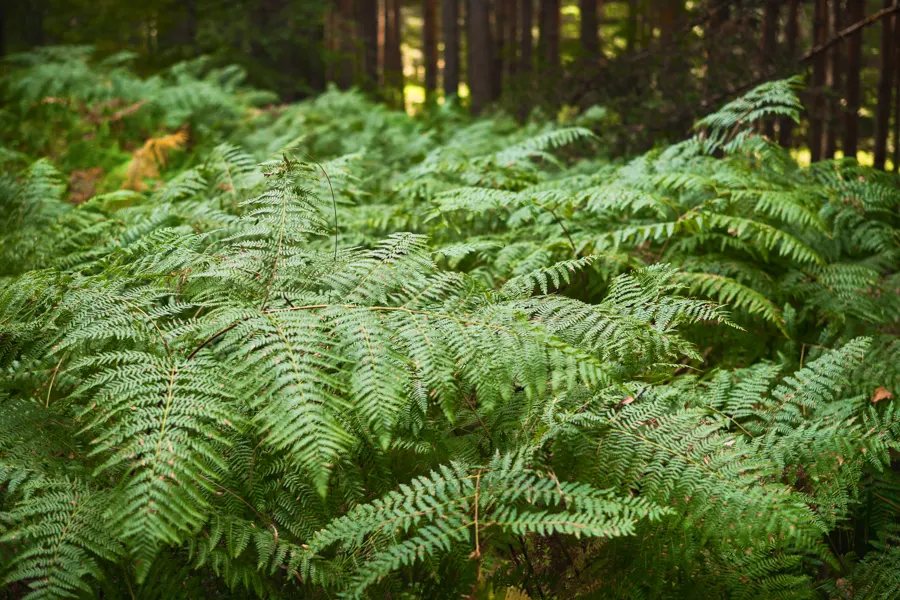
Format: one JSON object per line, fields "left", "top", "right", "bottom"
{"left": 791, "top": 148, "right": 894, "bottom": 171}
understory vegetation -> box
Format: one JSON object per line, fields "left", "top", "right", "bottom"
{"left": 2, "top": 49, "right": 900, "bottom": 599}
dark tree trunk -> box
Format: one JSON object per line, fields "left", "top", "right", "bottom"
{"left": 626, "top": 0, "right": 637, "bottom": 52}
{"left": 337, "top": 0, "right": 356, "bottom": 90}
{"left": 761, "top": 0, "right": 779, "bottom": 139}
{"left": 26, "top": 0, "right": 45, "bottom": 47}
{"left": 492, "top": 0, "right": 506, "bottom": 100}
{"left": 894, "top": 23, "right": 900, "bottom": 170}
{"left": 538, "top": 0, "right": 559, "bottom": 70}
{"left": 517, "top": 0, "right": 533, "bottom": 118}
{"left": 179, "top": 0, "right": 199, "bottom": 56}
{"left": 779, "top": 0, "right": 800, "bottom": 147}
{"left": 809, "top": 0, "right": 827, "bottom": 162}
{"left": 468, "top": 0, "right": 492, "bottom": 114}
{"left": 505, "top": 0, "right": 518, "bottom": 79}
{"left": 843, "top": 0, "right": 864, "bottom": 160}
{"left": 580, "top": 0, "right": 598, "bottom": 55}
{"left": 659, "top": 0, "right": 682, "bottom": 41}
{"left": 324, "top": 6, "right": 337, "bottom": 83}
{"left": 520, "top": 0, "right": 533, "bottom": 73}
{"left": 874, "top": 0, "right": 896, "bottom": 170}
{"left": 824, "top": 0, "right": 843, "bottom": 159}
{"left": 384, "top": 0, "right": 404, "bottom": 108}
{"left": 443, "top": 0, "right": 460, "bottom": 98}
{"left": 423, "top": 0, "right": 438, "bottom": 100}
{"left": 358, "top": 0, "right": 379, "bottom": 90}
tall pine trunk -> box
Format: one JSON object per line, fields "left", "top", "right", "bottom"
{"left": 538, "top": 0, "right": 559, "bottom": 71}
{"left": 492, "top": 0, "right": 506, "bottom": 100}
{"left": 337, "top": 0, "right": 356, "bottom": 90}
{"left": 468, "top": 0, "right": 492, "bottom": 114}
{"left": 779, "top": 0, "right": 800, "bottom": 147}
{"left": 809, "top": 0, "right": 827, "bottom": 163}
{"left": 843, "top": 0, "right": 864, "bottom": 160}
{"left": 423, "top": 0, "right": 438, "bottom": 101}
{"left": 505, "top": 0, "right": 518, "bottom": 80}
{"left": 824, "top": 0, "right": 843, "bottom": 159}
{"left": 359, "top": 0, "right": 379, "bottom": 90}
{"left": 874, "top": 0, "right": 897, "bottom": 170}
{"left": 442, "top": 0, "right": 460, "bottom": 99}
{"left": 761, "top": 0, "right": 779, "bottom": 139}
{"left": 625, "top": 0, "right": 637, "bottom": 52}
{"left": 384, "top": 0, "right": 404, "bottom": 108}
{"left": 894, "top": 22, "right": 900, "bottom": 170}
{"left": 520, "top": 0, "right": 533, "bottom": 73}
{"left": 580, "top": 0, "right": 598, "bottom": 56}
{"left": 518, "top": 0, "right": 534, "bottom": 118}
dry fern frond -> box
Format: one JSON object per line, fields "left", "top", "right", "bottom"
{"left": 122, "top": 129, "right": 188, "bottom": 191}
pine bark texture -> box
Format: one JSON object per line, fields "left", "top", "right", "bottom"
{"left": 538, "top": 0, "right": 560, "bottom": 70}
{"left": 423, "top": 0, "right": 438, "bottom": 100}
{"left": 824, "top": 0, "right": 843, "bottom": 158}
{"left": 580, "top": 0, "right": 598, "bottom": 55}
{"left": 468, "top": 0, "right": 492, "bottom": 114}
{"left": 873, "top": 0, "right": 896, "bottom": 170}
{"left": 843, "top": 0, "right": 864, "bottom": 159}
{"left": 809, "top": 0, "right": 827, "bottom": 162}
{"left": 442, "top": 0, "right": 460, "bottom": 98}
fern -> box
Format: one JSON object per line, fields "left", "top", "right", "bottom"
{"left": 1, "top": 64, "right": 899, "bottom": 599}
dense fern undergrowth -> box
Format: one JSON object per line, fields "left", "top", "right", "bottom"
{"left": 2, "top": 48, "right": 900, "bottom": 600}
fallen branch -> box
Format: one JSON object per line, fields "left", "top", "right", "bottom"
{"left": 801, "top": 4, "right": 900, "bottom": 63}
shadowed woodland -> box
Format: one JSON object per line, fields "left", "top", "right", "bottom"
{"left": 1, "top": 1, "right": 900, "bottom": 599}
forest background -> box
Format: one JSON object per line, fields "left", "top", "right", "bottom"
{"left": 4, "top": 0, "right": 900, "bottom": 169}
{"left": 3, "top": 1, "right": 900, "bottom": 599}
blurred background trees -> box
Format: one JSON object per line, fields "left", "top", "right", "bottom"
{"left": 2, "top": 0, "right": 899, "bottom": 168}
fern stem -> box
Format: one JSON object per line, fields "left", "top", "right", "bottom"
{"left": 259, "top": 176, "right": 288, "bottom": 311}
{"left": 187, "top": 304, "right": 522, "bottom": 362}
{"left": 705, "top": 405, "right": 755, "bottom": 438}
{"left": 45, "top": 354, "right": 65, "bottom": 409}
{"left": 473, "top": 470, "right": 482, "bottom": 563}
{"left": 288, "top": 148, "right": 339, "bottom": 262}
{"left": 197, "top": 473, "right": 268, "bottom": 524}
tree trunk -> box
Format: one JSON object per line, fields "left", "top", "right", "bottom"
{"left": 580, "top": 0, "right": 598, "bottom": 55}
{"left": 180, "top": 0, "right": 198, "bottom": 56}
{"left": 492, "top": 0, "right": 506, "bottom": 100}
{"left": 538, "top": 0, "right": 560, "bottom": 70}
{"left": 384, "top": 0, "right": 404, "bottom": 108}
{"left": 893, "top": 22, "right": 900, "bottom": 170}
{"left": 843, "top": 0, "right": 864, "bottom": 160}
{"left": 423, "top": 0, "right": 438, "bottom": 100}
{"left": 468, "top": 0, "right": 492, "bottom": 114}
{"left": 359, "top": 0, "right": 379, "bottom": 90}
{"left": 626, "top": 0, "right": 637, "bottom": 52}
{"left": 337, "top": 0, "right": 357, "bottom": 90}
{"left": 874, "top": 0, "right": 897, "bottom": 170}
{"left": 809, "top": 0, "right": 827, "bottom": 162}
{"left": 761, "top": 0, "right": 778, "bottom": 139}
{"left": 26, "top": 0, "right": 45, "bottom": 47}
{"left": 779, "top": 0, "right": 800, "bottom": 147}
{"left": 443, "top": 0, "right": 460, "bottom": 98}
{"left": 824, "top": 0, "right": 843, "bottom": 159}
{"left": 505, "top": 0, "right": 518, "bottom": 79}
{"left": 521, "top": 0, "right": 533, "bottom": 73}
{"left": 659, "top": 0, "right": 682, "bottom": 41}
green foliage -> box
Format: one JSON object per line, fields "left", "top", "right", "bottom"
{"left": 1, "top": 62, "right": 900, "bottom": 599}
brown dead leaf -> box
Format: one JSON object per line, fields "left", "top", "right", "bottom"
{"left": 122, "top": 129, "right": 189, "bottom": 191}
{"left": 872, "top": 387, "right": 894, "bottom": 404}
{"left": 68, "top": 167, "right": 104, "bottom": 204}
{"left": 617, "top": 396, "right": 635, "bottom": 407}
